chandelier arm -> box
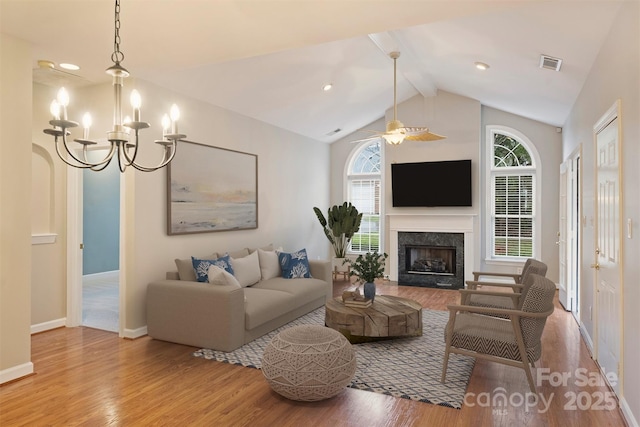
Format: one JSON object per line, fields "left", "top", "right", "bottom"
{"left": 53, "top": 137, "right": 93, "bottom": 169}
{"left": 90, "top": 159, "right": 113, "bottom": 172}
{"left": 55, "top": 133, "right": 115, "bottom": 169}
{"left": 119, "top": 132, "right": 140, "bottom": 166}
{"left": 129, "top": 141, "right": 178, "bottom": 172}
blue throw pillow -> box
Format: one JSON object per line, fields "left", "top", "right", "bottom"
{"left": 191, "top": 254, "right": 234, "bottom": 283}
{"left": 278, "top": 248, "right": 311, "bottom": 279}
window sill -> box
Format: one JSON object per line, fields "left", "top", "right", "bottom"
{"left": 484, "top": 257, "right": 527, "bottom": 267}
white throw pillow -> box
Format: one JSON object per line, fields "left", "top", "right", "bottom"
{"left": 231, "top": 250, "right": 261, "bottom": 287}
{"left": 258, "top": 248, "right": 281, "bottom": 280}
{"left": 207, "top": 265, "right": 241, "bottom": 288}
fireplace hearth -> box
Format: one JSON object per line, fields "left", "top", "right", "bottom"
{"left": 398, "top": 232, "right": 464, "bottom": 289}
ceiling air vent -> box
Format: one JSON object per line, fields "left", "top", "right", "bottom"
{"left": 326, "top": 128, "right": 342, "bottom": 136}
{"left": 539, "top": 54, "right": 563, "bottom": 72}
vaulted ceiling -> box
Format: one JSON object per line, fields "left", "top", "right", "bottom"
{"left": 1, "top": 0, "right": 622, "bottom": 142}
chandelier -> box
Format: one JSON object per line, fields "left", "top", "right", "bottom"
{"left": 43, "top": 0, "right": 185, "bottom": 172}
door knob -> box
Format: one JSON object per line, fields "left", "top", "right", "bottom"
{"left": 590, "top": 263, "right": 600, "bottom": 270}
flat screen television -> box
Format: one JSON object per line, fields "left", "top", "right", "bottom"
{"left": 391, "top": 159, "right": 472, "bottom": 207}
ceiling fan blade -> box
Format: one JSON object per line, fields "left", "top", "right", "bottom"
{"left": 404, "top": 131, "right": 447, "bottom": 142}
{"left": 349, "top": 134, "right": 383, "bottom": 143}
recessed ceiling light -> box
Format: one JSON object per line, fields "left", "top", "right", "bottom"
{"left": 59, "top": 63, "right": 80, "bottom": 71}
{"left": 322, "top": 83, "right": 333, "bottom": 91}
{"left": 474, "top": 62, "right": 490, "bottom": 70}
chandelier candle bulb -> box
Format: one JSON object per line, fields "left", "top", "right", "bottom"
{"left": 161, "top": 114, "right": 170, "bottom": 138}
{"left": 130, "top": 90, "right": 141, "bottom": 122}
{"left": 57, "top": 87, "right": 69, "bottom": 120}
{"left": 82, "top": 113, "right": 92, "bottom": 140}
{"left": 170, "top": 104, "right": 180, "bottom": 134}
{"left": 49, "top": 100, "right": 60, "bottom": 121}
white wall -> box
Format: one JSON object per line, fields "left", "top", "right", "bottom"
{"left": 31, "top": 83, "right": 68, "bottom": 327}
{"left": 0, "top": 34, "right": 33, "bottom": 383}
{"left": 562, "top": 2, "right": 639, "bottom": 424}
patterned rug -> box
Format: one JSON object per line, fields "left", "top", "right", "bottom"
{"left": 193, "top": 307, "right": 475, "bottom": 409}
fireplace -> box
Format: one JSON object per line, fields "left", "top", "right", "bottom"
{"left": 398, "top": 231, "right": 464, "bottom": 289}
{"left": 406, "top": 245, "right": 456, "bottom": 276}
{"left": 388, "top": 214, "right": 475, "bottom": 288}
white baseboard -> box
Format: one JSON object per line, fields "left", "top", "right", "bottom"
{"left": 579, "top": 321, "right": 595, "bottom": 356}
{"left": 123, "top": 325, "right": 147, "bottom": 339}
{"left": 31, "top": 318, "right": 66, "bottom": 334}
{"left": 621, "top": 397, "right": 639, "bottom": 427}
{"left": 83, "top": 270, "right": 119, "bottom": 281}
{"left": 0, "top": 362, "right": 34, "bottom": 385}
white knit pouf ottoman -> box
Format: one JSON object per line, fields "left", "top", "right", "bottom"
{"left": 261, "top": 324, "right": 357, "bottom": 401}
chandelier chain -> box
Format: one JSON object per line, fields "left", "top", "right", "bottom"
{"left": 111, "top": 0, "right": 125, "bottom": 64}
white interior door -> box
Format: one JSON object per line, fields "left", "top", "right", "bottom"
{"left": 593, "top": 101, "right": 622, "bottom": 393}
{"left": 558, "top": 161, "right": 570, "bottom": 310}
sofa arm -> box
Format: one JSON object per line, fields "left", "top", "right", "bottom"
{"left": 309, "top": 259, "right": 331, "bottom": 283}
{"left": 147, "top": 280, "right": 245, "bottom": 352}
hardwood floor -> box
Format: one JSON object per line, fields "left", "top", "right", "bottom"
{"left": 0, "top": 281, "right": 627, "bottom": 426}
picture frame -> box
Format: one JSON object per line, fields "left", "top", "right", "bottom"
{"left": 167, "top": 141, "right": 258, "bottom": 235}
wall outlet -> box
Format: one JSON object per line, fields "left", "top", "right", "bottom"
{"left": 516, "top": 267, "right": 523, "bottom": 274}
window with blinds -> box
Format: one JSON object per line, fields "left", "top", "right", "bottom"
{"left": 347, "top": 141, "right": 382, "bottom": 253}
{"left": 490, "top": 131, "right": 536, "bottom": 259}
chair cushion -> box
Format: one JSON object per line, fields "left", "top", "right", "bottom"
{"left": 447, "top": 312, "right": 541, "bottom": 363}
{"left": 468, "top": 293, "right": 516, "bottom": 311}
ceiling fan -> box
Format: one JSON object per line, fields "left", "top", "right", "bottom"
{"left": 352, "top": 51, "right": 446, "bottom": 145}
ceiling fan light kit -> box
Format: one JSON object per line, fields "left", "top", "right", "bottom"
{"left": 351, "top": 51, "right": 445, "bottom": 145}
{"left": 42, "top": 0, "right": 186, "bottom": 172}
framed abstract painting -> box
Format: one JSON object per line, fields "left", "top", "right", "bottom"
{"left": 167, "top": 141, "right": 258, "bottom": 235}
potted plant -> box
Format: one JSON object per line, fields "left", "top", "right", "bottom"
{"left": 313, "top": 203, "right": 362, "bottom": 272}
{"left": 343, "top": 251, "right": 388, "bottom": 302}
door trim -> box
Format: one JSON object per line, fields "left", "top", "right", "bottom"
{"left": 66, "top": 165, "right": 82, "bottom": 327}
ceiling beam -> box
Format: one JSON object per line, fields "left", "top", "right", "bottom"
{"left": 367, "top": 31, "right": 437, "bottom": 98}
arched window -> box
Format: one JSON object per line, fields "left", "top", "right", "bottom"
{"left": 346, "top": 141, "right": 382, "bottom": 253}
{"left": 486, "top": 126, "right": 540, "bottom": 260}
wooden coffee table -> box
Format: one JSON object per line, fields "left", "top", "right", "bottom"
{"left": 325, "top": 295, "right": 422, "bottom": 343}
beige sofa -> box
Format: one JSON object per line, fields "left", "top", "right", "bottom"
{"left": 146, "top": 247, "right": 332, "bottom": 352}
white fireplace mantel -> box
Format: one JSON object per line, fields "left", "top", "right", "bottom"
{"left": 387, "top": 214, "right": 476, "bottom": 283}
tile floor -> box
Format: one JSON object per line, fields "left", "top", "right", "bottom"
{"left": 82, "top": 271, "right": 119, "bottom": 333}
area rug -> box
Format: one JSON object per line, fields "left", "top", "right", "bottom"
{"left": 193, "top": 307, "right": 475, "bottom": 409}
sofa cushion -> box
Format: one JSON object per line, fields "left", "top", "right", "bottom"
{"left": 249, "top": 244, "right": 275, "bottom": 254}
{"left": 208, "top": 265, "right": 241, "bottom": 288}
{"left": 175, "top": 253, "right": 218, "bottom": 281}
{"left": 278, "top": 248, "right": 312, "bottom": 278}
{"left": 258, "top": 248, "right": 280, "bottom": 280}
{"left": 253, "top": 277, "right": 327, "bottom": 308}
{"left": 243, "top": 287, "right": 295, "bottom": 330}
{"left": 192, "top": 255, "right": 234, "bottom": 282}
{"left": 231, "top": 250, "right": 261, "bottom": 287}
{"left": 228, "top": 248, "right": 250, "bottom": 259}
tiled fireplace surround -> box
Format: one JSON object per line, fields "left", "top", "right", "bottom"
{"left": 388, "top": 214, "right": 475, "bottom": 289}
